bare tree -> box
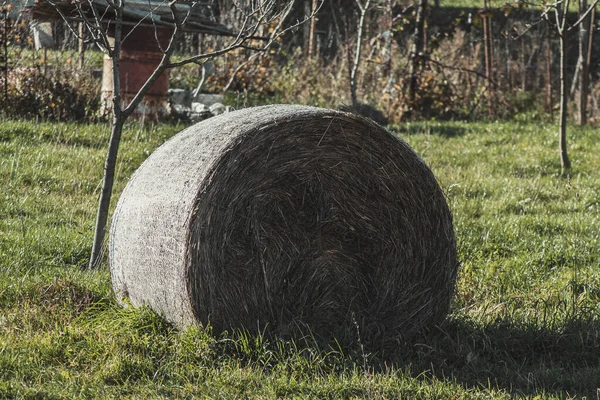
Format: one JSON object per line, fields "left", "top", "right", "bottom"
{"left": 36, "top": 0, "right": 309, "bottom": 268}
{"left": 553, "top": 0, "right": 572, "bottom": 170}
{"left": 350, "top": 0, "right": 371, "bottom": 107}
{"left": 550, "top": 0, "right": 598, "bottom": 170}
{"left": 514, "top": 0, "right": 597, "bottom": 171}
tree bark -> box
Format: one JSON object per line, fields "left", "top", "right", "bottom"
{"left": 578, "top": 0, "right": 591, "bottom": 125}
{"left": 587, "top": 8, "right": 595, "bottom": 72}
{"left": 408, "top": 0, "right": 427, "bottom": 106}
{"left": 482, "top": 1, "right": 493, "bottom": 117}
{"left": 89, "top": 3, "right": 124, "bottom": 268}
{"left": 89, "top": 115, "right": 124, "bottom": 268}
{"left": 78, "top": 22, "right": 85, "bottom": 70}
{"left": 545, "top": 24, "right": 553, "bottom": 120}
{"left": 385, "top": 0, "right": 394, "bottom": 119}
{"left": 558, "top": 25, "right": 571, "bottom": 170}
{"left": 350, "top": 0, "right": 371, "bottom": 108}
{"left": 308, "top": 0, "right": 318, "bottom": 58}
{"left": 2, "top": 9, "right": 8, "bottom": 104}
{"left": 304, "top": 0, "right": 311, "bottom": 57}
{"left": 385, "top": 0, "right": 393, "bottom": 77}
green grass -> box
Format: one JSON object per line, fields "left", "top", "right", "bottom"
{"left": 1, "top": 118, "right": 600, "bottom": 398}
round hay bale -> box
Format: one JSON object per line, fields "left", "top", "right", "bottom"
{"left": 109, "top": 104, "right": 457, "bottom": 343}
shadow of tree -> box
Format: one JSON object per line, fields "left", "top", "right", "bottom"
{"left": 394, "top": 124, "right": 469, "bottom": 138}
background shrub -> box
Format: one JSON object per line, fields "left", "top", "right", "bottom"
{"left": 0, "top": 67, "right": 100, "bottom": 121}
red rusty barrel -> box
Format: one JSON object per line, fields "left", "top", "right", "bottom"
{"left": 102, "top": 26, "right": 172, "bottom": 119}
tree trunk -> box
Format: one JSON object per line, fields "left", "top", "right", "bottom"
{"left": 304, "top": 0, "right": 311, "bottom": 57}
{"left": 558, "top": 30, "right": 571, "bottom": 170}
{"left": 587, "top": 8, "right": 595, "bottom": 73}
{"left": 89, "top": 114, "right": 125, "bottom": 268}
{"left": 78, "top": 22, "right": 85, "bottom": 70}
{"left": 546, "top": 24, "right": 553, "bottom": 120}
{"left": 350, "top": 0, "right": 371, "bottom": 108}
{"left": 408, "top": 0, "right": 427, "bottom": 106}
{"left": 505, "top": 32, "right": 511, "bottom": 91}
{"left": 2, "top": 9, "right": 8, "bottom": 104}
{"left": 385, "top": 0, "right": 394, "bottom": 119}
{"left": 578, "top": 0, "right": 591, "bottom": 125}
{"left": 482, "top": 1, "right": 493, "bottom": 117}
{"left": 308, "top": 0, "right": 318, "bottom": 58}
{"left": 89, "top": 4, "right": 124, "bottom": 268}
{"left": 520, "top": 39, "right": 526, "bottom": 92}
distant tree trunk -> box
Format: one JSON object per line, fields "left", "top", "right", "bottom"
{"left": 78, "top": 22, "right": 85, "bottom": 69}
{"left": 586, "top": 8, "right": 595, "bottom": 112}
{"left": 481, "top": 1, "right": 493, "bottom": 117}
{"left": 350, "top": 0, "right": 371, "bottom": 107}
{"left": 408, "top": 0, "right": 427, "bottom": 106}
{"left": 2, "top": 8, "right": 8, "bottom": 104}
{"left": 384, "top": 0, "right": 393, "bottom": 77}
{"left": 197, "top": 33, "right": 203, "bottom": 90}
{"left": 578, "top": 0, "right": 592, "bottom": 125}
{"left": 545, "top": 24, "right": 553, "bottom": 120}
{"left": 308, "top": 0, "right": 318, "bottom": 58}
{"left": 385, "top": 0, "right": 394, "bottom": 119}
{"left": 520, "top": 38, "right": 526, "bottom": 92}
{"left": 505, "top": 32, "right": 511, "bottom": 91}
{"left": 304, "top": 0, "right": 311, "bottom": 56}
{"left": 558, "top": 15, "right": 571, "bottom": 170}
{"left": 587, "top": 8, "right": 595, "bottom": 74}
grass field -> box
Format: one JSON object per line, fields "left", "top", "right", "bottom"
{"left": 1, "top": 118, "right": 599, "bottom": 399}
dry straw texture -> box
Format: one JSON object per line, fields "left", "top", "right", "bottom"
{"left": 110, "top": 105, "right": 458, "bottom": 345}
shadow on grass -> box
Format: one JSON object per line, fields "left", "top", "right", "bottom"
{"left": 210, "top": 314, "right": 600, "bottom": 397}
{"left": 394, "top": 124, "right": 469, "bottom": 138}
{"left": 385, "top": 317, "right": 600, "bottom": 397}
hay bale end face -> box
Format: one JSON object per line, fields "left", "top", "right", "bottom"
{"left": 109, "top": 104, "right": 458, "bottom": 343}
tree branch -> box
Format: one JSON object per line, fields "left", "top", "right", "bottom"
{"left": 568, "top": 0, "right": 600, "bottom": 30}
{"left": 423, "top": 55, "right": 501, "bottom": 88}
{"left": 167, "top": 0, "right": 316, "bottom": 70}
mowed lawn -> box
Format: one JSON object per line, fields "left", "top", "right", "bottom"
{"left": 1, "top": 118, "right": 599, "bottom": 399}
